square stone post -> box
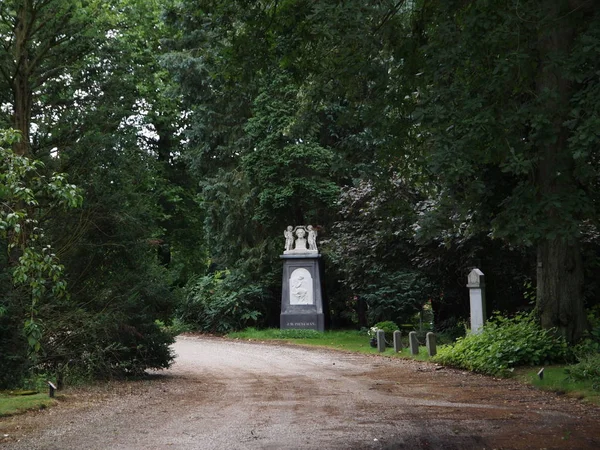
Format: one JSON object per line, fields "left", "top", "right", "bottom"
{"left": 376, "top": 330, "right": 386, "bottom": 352}
{"left": 393, "top": 330, "right": 402, "bottom": 353}
{"left": 409, "top": 331, "right": 419, "bottom": 356}
{"left": 426, "top": 332, "right": 437, "bottom": 357}
{"left": 467, "top": 268, "right": 486, "bottom": 334}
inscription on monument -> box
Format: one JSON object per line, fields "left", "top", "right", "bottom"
{"left": 286, "top": 322, "right": 317, "bottom": 327}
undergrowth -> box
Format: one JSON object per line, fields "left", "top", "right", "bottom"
{"left": 434, "top": 312, "right": 568, "bottom": 376}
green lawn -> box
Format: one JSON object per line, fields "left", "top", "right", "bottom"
{"left": 0, "top": 392, "right": 57, "bottom": 417}
{"left": 517, "top": 366, "right": 600, "bottom": 405}
{"left": 227, "top": 328, "right": 433, "bottom": 360}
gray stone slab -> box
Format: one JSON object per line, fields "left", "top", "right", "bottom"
{"left": 409, "top": 331, "right": 419, "bottom": 356}
{"left": 393, "top": 330, "right": 402, "bottom": 353}
{"left": 376, "top": 330, "right": 386, "bottom": 352}
{"left": 280, "top": 254, "right": 325, "bottom": 332}
{"left": 426, "top": 332, "right": 437, "bottom": 357}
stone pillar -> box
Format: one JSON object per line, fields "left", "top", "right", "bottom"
{"left": 376, "top": 330, "right": 386, "bottom": 352}
{"left": 393, "top": 330, "right": 402, "bottom": 353}
{"left": 280, "top": 254, "right": 325, "bottom": 331}
{"left": 467, "top": 268, "right": 486, "bottom": 334}
{"left": 280, "top": 225, "right": 325, "bottom": 331}
{"left": 409, "top": 331, "right": 419, "bottom": 356}
{"left": 426, "top": 332, "right": 437, "bottom": 357}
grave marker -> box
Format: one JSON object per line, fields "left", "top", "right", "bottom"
{"left": 376, "top": 329, "right": 386, "bottom": 352}
{"left": 409, "top": 331, "right": 419, "bottom": 355}
{"left": 393, "top": 330, "right": 402, "bottom": 353}
{"left": 467, "top": 268, "right": 486, "bottom": 334}
{"left": 426, "top": 332, "right": 437, "bottom": 357}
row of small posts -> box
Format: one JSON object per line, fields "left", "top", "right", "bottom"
{"left": 375, "top": 330, "right": 437, "bottom": 357}
{"left": 374, "top": 268, "right": 487, "bottom": 356}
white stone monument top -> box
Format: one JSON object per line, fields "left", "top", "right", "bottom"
{"left": 284, "top": 225, "right": 318, "bottom": 254}
{"left": 467, "top": 268, "right": 485, "bottom": 288}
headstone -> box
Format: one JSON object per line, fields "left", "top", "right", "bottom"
{"left": 467, "top": 268, "right": 486, "bottom": 334}
{"left": 426, "top": 332, "right": 437, "bottom": 357}
{"left": 376, "top": 329, "right": 386, "bottom": 352}
{"left": 280, "top": 225, "right": 325, "bottom": 331}
{"left": 409, "top": 331, "right": 419, "bottom": 355}
{"left": 393, "top": 330, "right": 402, "bottom": 353}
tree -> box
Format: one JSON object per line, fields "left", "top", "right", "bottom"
{"left": 0, "top": 0, "right": 187, "bottom": 383}
{"left": 161, "top": 0, "right": 427, "bottom": 327}
{"left": 0, "top": 0, "right": 108, "bottom": 156}
{"left": 0, "top": 129, "right": 82, "bottom": 387}
{"left": 411, "top": 0, "right": 600, "bottom": 342}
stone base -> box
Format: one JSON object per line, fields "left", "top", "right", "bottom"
{"left": 280, "top": 313, "right": 325, "bottom": 332}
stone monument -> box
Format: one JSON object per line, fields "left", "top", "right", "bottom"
{"left": 280, "top": 225, "right": 325, "bottom": 331}
{"left": 467, "top": 268, "right": 486, "bottom": 334}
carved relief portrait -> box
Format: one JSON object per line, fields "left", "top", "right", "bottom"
{"left": 289, "top": 268, "right": 314, "bottom": 305}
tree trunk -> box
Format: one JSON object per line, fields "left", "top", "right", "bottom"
{"left": 12, "top": 0, "right": 33, "bottom": 156}
{"left": 535, "top": 1, "right": 587, "bottom": 343}
{"left": 537, "top": 240, "right": 586, "bottom": 343}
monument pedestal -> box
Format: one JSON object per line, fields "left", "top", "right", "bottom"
{"left": 280, "top": 254, "right": 325, "bottom": 331}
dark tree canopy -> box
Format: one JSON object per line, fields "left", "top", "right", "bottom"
{"left": 2, "top": 0, "right": 599, "bottom": 387}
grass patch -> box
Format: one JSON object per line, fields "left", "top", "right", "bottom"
{"left": 227, "top": 328, "right": 433, "bottom": 360}
{"left": 516, "top": 366, "right": 600, "bottom": 405}
{"left": 0, "top": 392, "right": 57, "bottom": 417}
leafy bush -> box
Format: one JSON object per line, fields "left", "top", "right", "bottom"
{"left": 565, "top": 354, "right": 600, "bottom": 387}
{"left": 177, "top": 270, "right": 265, "bottom": 333}
{"left": 370, "top": 321, "right": 399, "bottom": 343}
{"left": 572, "top": 306, "right": 600, "bottom": 357}
{"left": 434, "top": 313, "right": 568, "bottom": 376}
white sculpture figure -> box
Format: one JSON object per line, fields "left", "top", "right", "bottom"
{"left": 289, "top": 268, "right": 313, "bottom": 305}
{"left": 294, "top": 227, "right": 307, "bottom": 251}
{"left": 283, "top": 225, "right": 318, "bottom": 254}
{"left": 307, "top": 225, "right": 317, "bottom": 251}
{"left": 284, "top": 225, "right": 294, "bottom": 251}
{"left": 292, "top": 275, "right": 308, "bottom": 303}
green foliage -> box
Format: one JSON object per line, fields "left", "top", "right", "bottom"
{"left": 177, "top": 270, "right": 265, "bottom": 333}
{"left": 1, "top": 0, "right": 187, "bottom": 386}
{"left": 565, "top": 354, "right": 600, "bottom": 387}
{"left": 564, "top": 307, "right": 600, "bottom": 386}
{"left": 435, "top": 313, "right": 568, "bottom": 376}
{"left": 0, "top": 129, "right": 82, "bottom": 388}
{"left": 572, "top": 307, "right": 600, "bottom": 356}
{"left": 412, "top": 1, "right": 600, "bottom": 341}
{"left": 370, "top": 321, "right": 399, "bottom": 343}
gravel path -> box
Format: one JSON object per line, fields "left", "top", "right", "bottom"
{"left": 1, "top": 335, "right": 599, "bottom": 449}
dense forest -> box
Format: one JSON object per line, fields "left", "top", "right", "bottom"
{"left": 1, "top": 0, "right": 599, "bottom": 388}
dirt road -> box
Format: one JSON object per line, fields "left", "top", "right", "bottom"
{"left": 1, "top": 335, "right": 599, "bottom": 449}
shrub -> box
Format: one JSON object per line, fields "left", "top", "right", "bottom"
{"left": 565, "top": 354, "right": 600, "bottom": 387}
{"left": 434, "top": 312, "right": 568, "bottom": 376}
{"left": 370, "top": 321, "right": 399, "bottom": 343}
{"left": 177, "top": 270, "right": 265, "bottom": 333}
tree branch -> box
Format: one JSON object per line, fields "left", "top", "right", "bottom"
{"left": 374, "top": 1, "right": 407, "bottom": 34}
